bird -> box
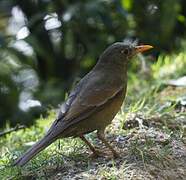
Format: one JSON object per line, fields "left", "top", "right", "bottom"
{"left": 14, "top": 41, "right": 153, "bottom": 166}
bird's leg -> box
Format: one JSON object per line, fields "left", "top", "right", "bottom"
{"left": 79, "top": 135, "right": 104, "bottom": 158}
{"left": 97, "top": 130, "right": 119, "bottom": 158}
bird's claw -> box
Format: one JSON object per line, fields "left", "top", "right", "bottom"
{"left": 89, "top": 148, "right": 120, "bottom": 159}
{"left": 89, "top": 148, "right": 105, "bottom": 159}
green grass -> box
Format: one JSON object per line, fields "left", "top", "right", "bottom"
{"left": 1, "top": 50, "right": 186, "bottom": 179}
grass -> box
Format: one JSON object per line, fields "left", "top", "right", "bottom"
{"left": 1, "top": 50, "right": 186, "bottom": 179}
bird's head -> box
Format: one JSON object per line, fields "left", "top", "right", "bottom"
{"left": 97, "top": 41, "right": 153, "bottom": 68}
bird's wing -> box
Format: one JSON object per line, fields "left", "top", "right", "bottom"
{"left": 52, "top": 72, "right": 124, "bottom": 131}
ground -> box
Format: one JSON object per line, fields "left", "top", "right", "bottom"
{"left": 1, "top": 52, "right": 186, "bottom": 179}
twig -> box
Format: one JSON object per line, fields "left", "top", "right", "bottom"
{"left": 0, "top": 125, "right": 26, "bottom": 137}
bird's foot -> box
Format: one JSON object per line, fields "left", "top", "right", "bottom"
{"left": 89, "top": 148, "right": 106, "bottom": 159}
{"left": 89, "top": 148, "right": 120, "bottom": 159}
{"left": 104, "top": 150, "right": 120, "bottom": 159}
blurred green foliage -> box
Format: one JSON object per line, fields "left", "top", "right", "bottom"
{"left": 0, "top": 0, "right": 186, "bottom": 127}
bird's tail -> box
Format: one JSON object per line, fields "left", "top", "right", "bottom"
{"left": 13, "top": 132, "right": 58, "bottom": 166}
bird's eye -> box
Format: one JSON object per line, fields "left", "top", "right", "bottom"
{"left": 121, "top": 48, "right": 130, "bottom": 55}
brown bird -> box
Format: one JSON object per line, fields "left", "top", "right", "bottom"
{"left": 14, "top": 41, "right": 153, "bottom": 166}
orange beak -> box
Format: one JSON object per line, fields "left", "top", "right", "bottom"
{"left": 135, "top": 45, "right": 153, "bottom": 53}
